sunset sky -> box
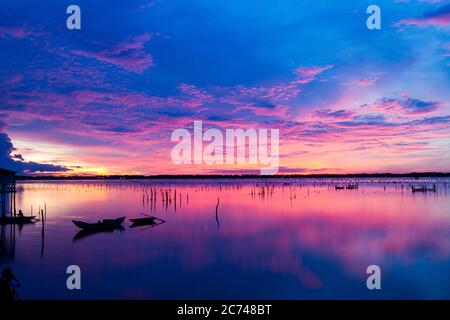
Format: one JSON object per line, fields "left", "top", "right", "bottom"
{"left": 1, "top": 0, "right": 449, "bottom": 175}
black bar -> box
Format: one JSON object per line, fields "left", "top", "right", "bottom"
{"left": 1, "top": 300, "right": 449, "bottom": 318}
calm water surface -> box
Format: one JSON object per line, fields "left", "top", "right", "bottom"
{"left": 1, "top": 178, "right": 450, "bottom": 299}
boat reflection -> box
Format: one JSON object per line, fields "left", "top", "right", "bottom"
{"left": 73, "top": 226, "right": 125, "bottom": 242}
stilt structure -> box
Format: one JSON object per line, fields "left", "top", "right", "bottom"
{"left": 0, "top": 168, "right": 17, "bottom": 218}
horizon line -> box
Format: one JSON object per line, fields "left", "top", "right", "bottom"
{"left": 14, "top": 171, "right": 450, "bottom": 180}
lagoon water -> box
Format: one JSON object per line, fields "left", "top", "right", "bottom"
{"left": 1, "top": 178, "right": 450, "bottom": 299}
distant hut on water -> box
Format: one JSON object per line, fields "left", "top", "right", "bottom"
{"left": 0, "top": 168, "right": 17, "bottom": 262}
{"left": 0, "top": 168, "right": 17, "bottom": 218}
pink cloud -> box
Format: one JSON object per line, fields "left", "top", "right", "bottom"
{"left": 396, "top": 14, "right": 450, "bottom": 27}
{"left": 172, "top": 65, "right": 333, "bottom": 116}
{"left": 72, "top": 34, "right": 154, "bottom": 73}
{"left": 0, "top": 26, "right": 46, "bottom": 39}
{"left": 4, "top": 87, "right": 450, "bottom": 174}
{"left": 178, "top": 84, "right": 215, "bottom": 108}
{"left": 234, "top": 82, "right": 301, "bottom": 102}
{"left": 8, "top": 74, "right": 23, "bottom": 83}
{"left": 1, "top": 74, "right": 23, "bottom": 87}
{"left": 233, "top": 104, "right": 288, "bottom": 117}
{"left": 353, "top": 78, "right": 377, "bottom": 87}
{"left": 216, "top": 65, "right": 334, "bottom": 106}
{"left": 395, "top": 5, "right": 450, "bottom": 28}
{"left": 295, "top": 65, "right": 334, "bottom": 78}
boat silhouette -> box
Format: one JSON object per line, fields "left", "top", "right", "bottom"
{"left": 72, "top": 216, "right": 125, "bottom": 230}
{"left": 129, "top": 214, "right": 166, "bottom": 227}
{"left": 0, "top": 216, "right": 37, "bottom": 225}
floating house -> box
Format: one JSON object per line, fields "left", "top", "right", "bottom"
{"left": 0, "top": 168, "right": 17, "bottom": 217}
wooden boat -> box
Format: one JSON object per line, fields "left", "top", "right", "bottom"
{"left": 335, "top": 185, "right": 345, "bottom": 190}
{"left": 0, "top": 216, "right": 37, "bottom": 225}
{"left": 72, "top": 216, "right": 125, "bottom": 230}
{"left": 129, "top": 216, "right": 156, "bottom": 226}
{"left": 346, "top": 184, "right": 358, "bottom": 190}
{"left": 130, "top": 215, "right": 167, "bottom": 228}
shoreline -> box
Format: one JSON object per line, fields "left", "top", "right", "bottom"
{"left": 15, "top": 172, "right": 450, "bottom": 181}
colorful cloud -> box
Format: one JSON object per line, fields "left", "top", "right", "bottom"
{"left": 72, "top": 34, "right": 154, "bottom": 73}
{"left": 395, "top": 4, "right": 450, "bottom": 27}
{"left": 0, "top": 0, "right": 449, "bottom": 175}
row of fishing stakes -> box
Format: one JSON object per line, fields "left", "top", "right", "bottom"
{"left": 138, "top": 182, "right": 448, "bottom": 214}
{"left": 142, "top": 187, "right": 190, "bottom": 212}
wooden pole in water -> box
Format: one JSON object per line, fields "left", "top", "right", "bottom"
{"left": 41, "top": 208, "right": 45, "bottom": 258}
{"left": 10, "top": 190, "right": 13, "bottom": 218}
{"left": 215, "top": 197, "right": 220, "bottom": 230}
{"left": 1, "top": 189, "right": 5, "bottom": 218}
{"left": 13, "top": 186, "right": 16, "bottom": 217}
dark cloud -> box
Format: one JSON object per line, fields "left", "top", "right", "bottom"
{"left": 402, "top": 98, "right": 441, "bottom": 114}
{"left": 338, "top": 114, "right": 390, "bottom": 127}
{"left": 424, "top": 4, "right": 450, "bottom": 19}
{"left": 0, "top": 118, "right": 8, "bottom": 130}
{"left": 378, "top": 97, "right": 441, "bottom": 115}
{"left": 0, "top": 132, "right": 70, "bottom": 174}
{"left": 206, "top": 115, "right": 233, "bottom": 122}
{"left": 12, "top": 154, "right": 24, "bottom": 161}
{"left": 300, "top": 123, "right": 346, "bottom": 135}
{"left": 408, "top": 115, "right": 450, "bottom": 126}
{"left": 315, "top": 109, "right": 354, "bottom": 119}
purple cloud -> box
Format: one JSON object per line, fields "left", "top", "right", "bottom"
{"left": 353, "top": 78, "right": 377, "bottom": 87}
{"left": 0, "top": 25, "right": 47, "bottom": 39}
{"left": 395, "top": 4, "right": 450, "bottom": 27}
{"left": 376, "top": 97, "right": 442, "bottom": 115}
{"left": 295, "top": 65, "right": 334, "bottom": 83}
{"left": 72, "top": 34, "right": 154, "bottom": 73}
{"left": 314, "top": 109, "right": 354, "bottom": 119}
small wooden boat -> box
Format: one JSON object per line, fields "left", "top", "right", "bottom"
{"left": 0, "top": 216, "right": 37, "bottom": 225}
{"left": 130, "top": 214, "right": 167, "bottom": 228}
{"left": 72, "top": 216, "right": 125, "bottom": 230}
{"left": 335, "top": 185, "right": 345, "bottom": 190}
{"left": 129, "top": 216, "right": 156, "bottom": 226}
{"left": 346, "top": 184, "right": 358, "bottom": 190}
